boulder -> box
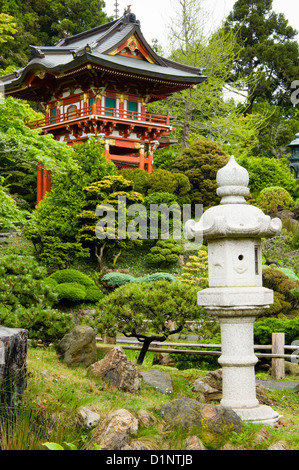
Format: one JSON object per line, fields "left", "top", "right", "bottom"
{"left": 56, "top": 325, "right": 97, "bottom": 367}
{"left": 140, "top": 369, "right": 173, "bottom": 394}
{"left": 90, "top": 409, "right": 138, "bottom": 450}
{"left": 161, "top": 398, "right": 243, "bottom": 446}
{"left": 88, "top": 346, "right": 141, "bottom": 393}
{"left": 284, "top": 360, "right": 299, "bottom": 377}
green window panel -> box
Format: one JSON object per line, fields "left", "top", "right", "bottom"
{"left": 50, "top": 108, "right": 56, "bottom": 123}
{"left": 128, "top": 101, "right": 138, "bottom": 119}
{"left": 106, "top": 97, "right": 116, "bottom": 115}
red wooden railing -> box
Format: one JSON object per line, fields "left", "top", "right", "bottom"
{"left": 27, "top": 105, "right": 170, "bottom": 129}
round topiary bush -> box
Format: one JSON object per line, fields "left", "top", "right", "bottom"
{"left": 56, "top": 283, "right": 86, "bottom": 303}
{"left": 258, "top": 186, "right": 295, "bottom": 215}
{"left": 146, "top": 239, "right": 183, "bottom": 267}
{"left": 49, "top": 269, "right": 95, "bottom": 287}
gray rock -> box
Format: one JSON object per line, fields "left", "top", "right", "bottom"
{"left": 56, "top": 325, "right": 97, "bottom": 367}
{"left": 193, "top": 378, "right": 218, "bottom": 394}
{"left": 88, "top": 346, "right": 141, "bottom": 393}
{"left": 284, "top": 360, "right": 299, "bottom": 377}
{"left": 90, "top": 409, "right": 138, "bottom": 450}
{"left": 140, "top": 369, "right": 173, "bottom": 394}
{"left": 78, "top": 407, "right": 101, "bottom": 428}
{"left": 161, "top": 398, "right": 243, "bottom": 446}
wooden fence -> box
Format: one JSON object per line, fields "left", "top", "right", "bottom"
{"left": 98, "top": 332, "right": 299, "bottom": 380}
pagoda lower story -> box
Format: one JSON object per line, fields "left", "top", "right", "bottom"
{"left": 28, "top": 89, "right": 174, "bottom": 174}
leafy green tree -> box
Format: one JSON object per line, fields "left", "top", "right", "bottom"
{"left": 78, "top": 175, "right": 144, "bottom": 271}
{"left": 257, "top": 186, "right": 295, "bottom": 215}
{"left": 0, "top": 176, "right": 28, "bottom": 231}
{"left": 0, "top": 12, "right": 16, "bottom": 43}
{"left": 0, "top": 98, "right": 75, "bottom": 205}
{"left": 172, "top": 140, "right": 229, "bottom": 208}
{"left": 237, "top": 155, "right": 297, "bottom": 197}
{"left": 93, "top": 280, "right": 207, "bottom": 364}
{"left": 0, "top": 252, "right": 75, "bottom": 344}
{"left": 26, "top": 138, "right": 116, "bottom": 269}
{"left": 149, "top": 0, "right": 268, "bottom": 155}
{"left": 0, "top": 0, "right": 110, "bottom": 70}
{"left": 250, "top": 102, "right": 299, "bottom": 159}
{"left": 224, "top": 0, "right": 299, "bottom": 113}
{"left": 120, "top": 167, "right": 191, "bottom": 205}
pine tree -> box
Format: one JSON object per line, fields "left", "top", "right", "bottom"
{"left": 225, "top": 0, "right": 299, "bottom": 113}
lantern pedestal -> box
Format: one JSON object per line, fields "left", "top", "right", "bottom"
{"left": 205, "top": 306, "right": 280, "bottom": 424}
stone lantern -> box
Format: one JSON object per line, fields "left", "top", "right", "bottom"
{"left": 287, "top": 132, "right": 299, "bottom": 179}
{"left": 185, "top": 156, "right": 282, "bottom": 424}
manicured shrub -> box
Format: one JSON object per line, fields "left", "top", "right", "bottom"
{"left": 254, "top": 317, "right": 299, "bottom": 345}
{"left": 142, "top": 273, "right": 177, "bottom": 282}
{"left": 94, "top": 280, "right": 207, "bottom": 364}
{"left": 49, "top": 268, "right": 96, "bottom": 287}
{"left": 172, "top": 140, "right": 229, "bottom": 208}
{"left": 262, "top": 267, "right": 299, "bottom": 316}
{"left": 180, "top": 249, "right": 209, "bottom": 288}
{"left": 258, "top": 186, "right": 295, "bottom": 214}
{"left": 146, "top": 239, "right": 183, "bottom": 267}
{"left": 0, "top": 253, "right": 75, "bottom": 344}
{"left": 101, "top": 271, "right": 177, "bottom": 288}
{"left": 49, "top": 268, "right": 103, "bottom": 304}
{"left": 237, "top": 156, "right": 297, "bottom": 197}
{"left": 0, "top": 305, "right": 75, "bottom": 346}
{"left": 56, "top": 283, "right": 86, "bottom": 303}
{"left": 0, "top": 254, "right": 58, "bottom": 309}
{"left": 101, "top": 272, "right": 136, "bottom": 288}
{"left": 84, "top": 287, "right": 104, "bottom": 303}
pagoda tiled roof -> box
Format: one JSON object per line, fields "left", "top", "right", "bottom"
{"left": 2, "top": 12, "right": 205, "bottom": 92}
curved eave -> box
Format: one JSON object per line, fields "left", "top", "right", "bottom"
{"left": 4, "top": 52, "right": 206, "bottom": 97}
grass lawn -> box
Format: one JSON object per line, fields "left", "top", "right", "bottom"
{"left": 1, "top": 344, "right": 298, "bottom": 451}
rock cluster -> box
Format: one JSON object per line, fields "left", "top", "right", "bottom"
{"left": 55, "top": 333, "right": 292, "bottom": 450}
{"left": 88, "top": 346, "right": 141, "bottom": 394}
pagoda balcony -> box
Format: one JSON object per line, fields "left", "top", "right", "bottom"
{"left": 27, "top": 104, "right": 171, "bottom": 134}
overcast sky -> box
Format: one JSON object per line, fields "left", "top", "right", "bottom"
{"left": 103, "top": 0, "right": 299, "bottom": 53}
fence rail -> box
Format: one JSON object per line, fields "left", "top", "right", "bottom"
{"left": 27, "top": 105, "right": 170, "bottom": 129}
{"left": 97, "top": 333, "right": 299, "bottom": 380}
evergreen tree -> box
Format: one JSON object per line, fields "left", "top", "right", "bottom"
{"left": 225, "top": 0, "right": 299, "bottom": 113}
{"left": 0, "top": 0, "right": 110, "bottom": 71}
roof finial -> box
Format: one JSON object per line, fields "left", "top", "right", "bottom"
{"left": 124, "top": 5, "right": 132, "bottom": 15}
{"left": 114, "top": 0, "right": 119, "bottom": 19}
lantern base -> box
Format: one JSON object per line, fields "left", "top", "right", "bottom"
{"left": 230, "top": 404, "right": 281, "bottom": 425}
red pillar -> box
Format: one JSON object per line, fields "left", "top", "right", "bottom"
{"left": 37, "top": 164, "right": 43, "bottom": 206}
{"left": 139, "top": 145, "right": 145, "bottom": 170}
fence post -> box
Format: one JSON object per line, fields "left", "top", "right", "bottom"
{"left": 271, "top": 333, "right": 285, "bottom": 379}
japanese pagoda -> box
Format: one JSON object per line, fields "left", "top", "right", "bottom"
{"left": 2, "top": 12, "right": 206, "bottom": 204}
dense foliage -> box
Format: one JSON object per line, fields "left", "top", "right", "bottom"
{"left": 172, "top": 140, "right": 230, "bottom": 208}
{"left": 93, "top": 279, "right": 207, "bottom": 364}
{"left": 0, "top": 253, "right": 74, "bottom": 344}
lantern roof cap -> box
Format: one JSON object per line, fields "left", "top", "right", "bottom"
{"left": 288, "top": 133, "right": 299, "bottom": 147}
{"left": 185, "top": 157, "right": 282, "bottom": 240}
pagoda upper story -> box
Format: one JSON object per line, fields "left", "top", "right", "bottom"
{"left": 2, "top": 12, "right": 206, "bottom": 176}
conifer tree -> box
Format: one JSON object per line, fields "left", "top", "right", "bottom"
{"left": 225, "top": 0, "right": 299, "bottom": 113}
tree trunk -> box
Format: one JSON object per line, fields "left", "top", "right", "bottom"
{"left": 181, "top": 92, "right": 192, "bottom": 151}
{"left": 0, "top": 327, "right": 28, "bottom": 412}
